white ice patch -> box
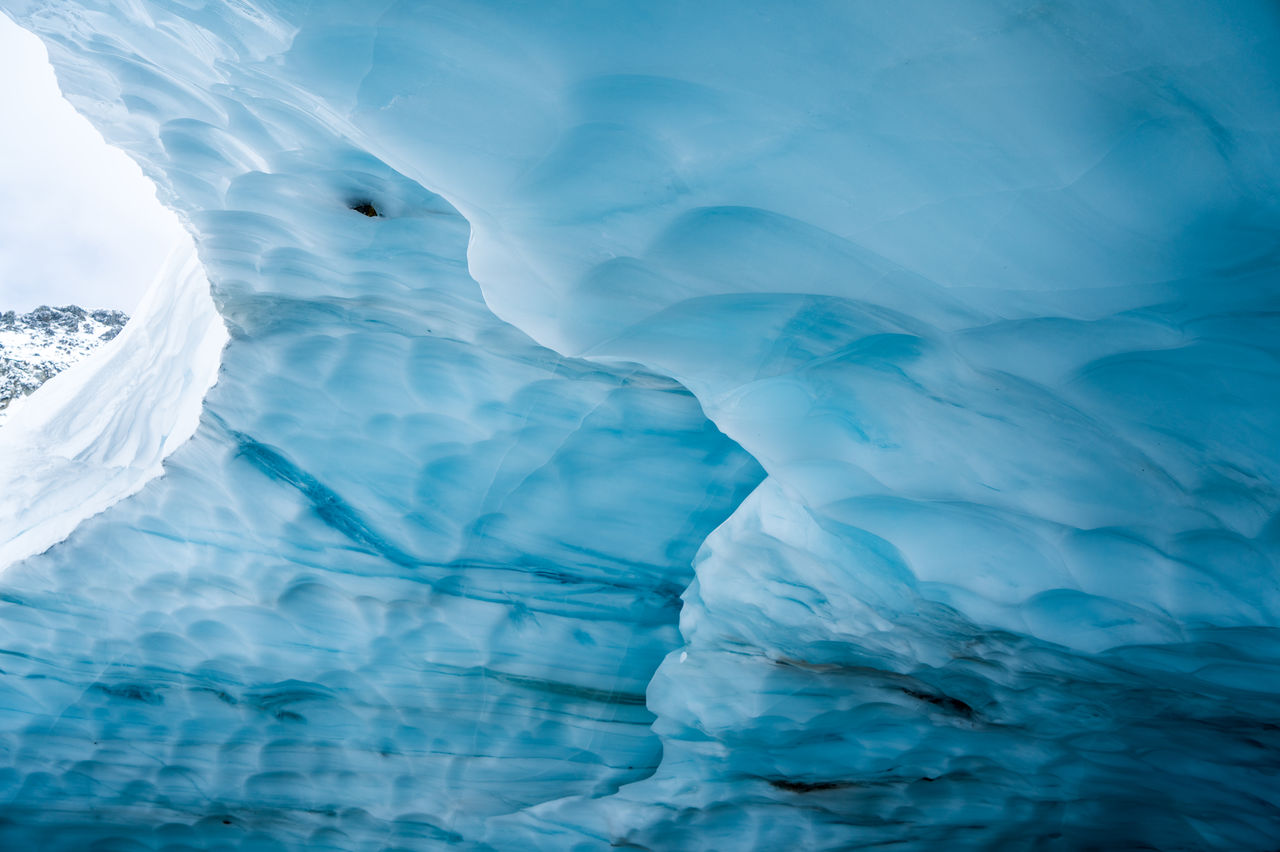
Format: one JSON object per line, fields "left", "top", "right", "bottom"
{"left": 0, "top": 240, "right": 226, "bottom": 569}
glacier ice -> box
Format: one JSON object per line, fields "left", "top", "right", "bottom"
{"left": 0, "top": 1, "right": 1278, "bottom": 849}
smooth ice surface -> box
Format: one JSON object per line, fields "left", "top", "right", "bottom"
{"left": 0, "top": 1, "right": 1278, "bottom": 849}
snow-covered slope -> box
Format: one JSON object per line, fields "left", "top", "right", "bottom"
{"left": 0, "top": 242, "right": 226, "bottom": 569}
{"left": 0, "top": 304, "right": 127, "bottom": 421}
{"left": 0, "top": 2, "right": 1277, "bottom": 850}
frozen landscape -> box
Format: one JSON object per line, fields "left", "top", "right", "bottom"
{"left": 0, "top": 305, "right": 128, "bottom": 421}
{"left": 0, "top": 1, "right": 1277, "bottom": 850}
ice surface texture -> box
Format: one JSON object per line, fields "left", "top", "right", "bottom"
{"left": 0, "top": 1, "right": 1278, "bottom": 849}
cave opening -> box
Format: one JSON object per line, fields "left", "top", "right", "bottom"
{"left": 0, "top": 15, "right": 227, "bottom": 570}
{"left": 0, "top": 13, "right": 189, "bottom": 423}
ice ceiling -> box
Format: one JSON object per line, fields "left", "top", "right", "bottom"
{"left": 0, "top": 1, "right": 1278, "bottom": 849}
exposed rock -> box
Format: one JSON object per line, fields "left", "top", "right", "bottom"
{"left": 0, "top": 305, "right": 129, "bottom": 420}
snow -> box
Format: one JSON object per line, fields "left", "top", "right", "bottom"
{"left": 0, "top": 1, "right": 1277, "bottom": 849}
{"left": 0, "top": 241, "right": 226, "bottom": 569}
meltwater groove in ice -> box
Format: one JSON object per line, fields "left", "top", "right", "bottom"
{"left": 0, "top": 1, "right": 1278, "bottom": 849}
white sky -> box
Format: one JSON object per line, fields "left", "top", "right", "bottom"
{"left": 0, "top": 14, "right": 185, "bottom": 313}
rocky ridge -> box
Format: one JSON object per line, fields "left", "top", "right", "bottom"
{"left": 0, "top": 305, "right": 128, "bottom": 422}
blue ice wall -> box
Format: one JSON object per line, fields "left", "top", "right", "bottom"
{"left": 1, "top": 1, "right": 1279, "bottom": 849}
{"left": 0, "top": 143, "right": 763, "bottom": 847}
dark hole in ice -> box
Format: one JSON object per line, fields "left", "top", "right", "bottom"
{"left": 768, "top": 778, "right": 851, "bottom": 793}
{"left": 350, "top": 200, "right": 380, "bottom": 217}
{"left": 903, "top": 687, "right": 974, "bottom": 718}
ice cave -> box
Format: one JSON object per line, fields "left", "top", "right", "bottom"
{"left": 0, "top": 1, "right": 1277, "bottom": 849}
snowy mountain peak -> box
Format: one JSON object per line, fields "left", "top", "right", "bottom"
{"left": 0, "top": 304, "right": 129, "bottom": 420}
